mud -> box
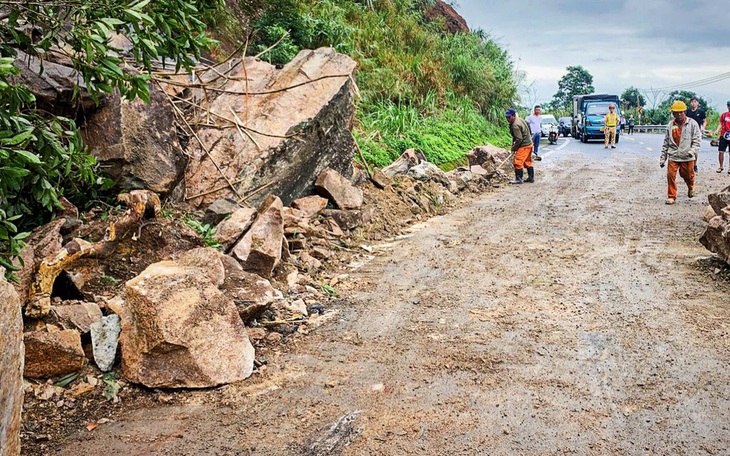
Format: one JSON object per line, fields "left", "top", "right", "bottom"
{"left": 38, "top": 135, "right": 730, "bottom": 454}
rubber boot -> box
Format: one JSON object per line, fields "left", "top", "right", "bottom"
{"left": 524, "top": 167, "right": 535, "bottom": 183}
{"left": 509, "top": 169, "right": 523, "bottom": 185}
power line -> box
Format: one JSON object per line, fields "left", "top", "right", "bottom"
{"left": 639, "top": 72, "right": 730, "bottom": 92}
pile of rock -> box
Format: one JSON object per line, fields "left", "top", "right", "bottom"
{"left": 700, "top": 184, "right": 730, "bottom": 263}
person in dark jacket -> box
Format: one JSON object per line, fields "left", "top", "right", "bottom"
{"left": 505, "top": 108, "right": 534, "bottom": 184}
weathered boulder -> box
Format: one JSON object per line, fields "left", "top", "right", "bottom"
{"left": 214, "top": 207, "right": 257, "bottom": 251}
{"left": 315, "top": 168, "right": 363, "bottom": 209}
{"left": 176, "top": 247, "right": 226, "bottom": 287}
{"left": 701, "top": 186, "right": 730, "bottom": 264}
{"left": 0, "top": 273, "right": 23, "bottom": 456}
{"left": 231, "top": 195, "right": 284, "bottom": 278}
{"left": 425, "top": 0, "right": 470, "bottom": 34}
{"left": 12, "top": 50, "right": 96, "bottom": 115}
{"left": 220, "top": 255, "right": 279, "bottom": 323}
{"left": 182, "top": 48, "right": 358, "bottom": 208}
{"left": 23, "top": 330, "right": 85, "bottom": 379}
{"left": 282, "top": 207, "right": 311, "bottom": 235}
{"left": 121, "top": 261, "right": 255, "bottom": 388}
{"left": 48, "top": 301, "right": 103, "bottom": 334}
{"left": 291, "top": 195, "right": 329, "bottom": 219}
{"left": 81, "top": 85, "right": 186, "bottom": 195}
{"left": 202, "top": 198, "right": 241, "bottom": 227}
{"left": 370, "top": 168, "right": 393, "bottom": 189}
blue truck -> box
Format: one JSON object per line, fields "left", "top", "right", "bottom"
{"left": 571, "top": 94, "right": 622, "bottom": 143}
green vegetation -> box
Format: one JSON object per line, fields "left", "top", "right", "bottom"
{"left": 184, "top": 218, "right": 222, "bottom": 249}
{"left": 551, "top": 66, "right": 595, "bottom": 110}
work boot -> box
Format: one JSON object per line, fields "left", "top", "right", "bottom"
{"left": 533, "top": 154, "right": 542, "bottom": 161}
{"left": 509, "top": 169, "right": 523, "bottom": 185}
{"left": 665, "top": 198, "right": 676, "bottom": 205}
{"left": 524, "top": 167, "right": 535, "bottom": 183}
{"left": 688, "top": 187, "right": 696, "bottom": 198}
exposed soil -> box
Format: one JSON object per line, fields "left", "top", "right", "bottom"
{"left": 23, "top": 136, "right": 730, "bottom": 454}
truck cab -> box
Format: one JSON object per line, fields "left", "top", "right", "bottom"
{"left": 572, "top": 94, "right": 622, "bottom": 143}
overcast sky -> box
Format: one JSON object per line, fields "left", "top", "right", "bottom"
{"left": 454, "top": 0, "right": 730, "bottom": 111}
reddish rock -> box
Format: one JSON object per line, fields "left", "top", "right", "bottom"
{"left": 0, "top": 273, "right": 24, "bottom": 456}
{"left": 214, "top": 207, "right": 257, "bottom": 251}
{"left": 121, "top": 261, "right": 255, "bottom": 388}
{"left": 220, "top": 255, "right": 279, "bottom": 323}
{"left": 425, "top": 0, "right": 469, "bottom": 34}
{"left": 291, "top": 195, "right": 329, "bottom": 219}
{"left": 708, "top": 184, "right": 730, "bottom": 216}
{"left": 23, "top": 330, "right": 85, "bottom": 379}
{"left": 315, "top": 168, "right": 363, "bottom": 210}
{"left": 48, "top": 301, "right": 103, "bottom": 334}
{"left": 370, "top": 168, "right": 393, "bottom": 189}
{"left": 231, "top": 196, "right": 284, "bottom": 278}
{"left": 323, "top": 208, "right": 373, "bottom": 231}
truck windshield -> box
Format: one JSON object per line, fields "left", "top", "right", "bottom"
{"left": 586, "top": 103, "right": 617, "bottom": 116}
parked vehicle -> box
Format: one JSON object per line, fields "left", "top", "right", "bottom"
{"left": 558, "top": 117, "right": 572, "bottom": 137}
{"left": 572, "top": 94, "right": 621, "bottom": 143}
{"left": 540, "top": 115, "right": 559, "bottom": 137}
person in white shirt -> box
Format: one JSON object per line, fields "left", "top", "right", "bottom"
{"left": 525, "top": 105, "right": 543, "bottom": 161}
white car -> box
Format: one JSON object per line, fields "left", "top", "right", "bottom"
{"left": 540, "top": 115, "right": 559, "bottom": 137}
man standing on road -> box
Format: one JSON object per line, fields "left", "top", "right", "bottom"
{"left": 628, "top": 116, "right": 635, "bottom": 135}
{"left": 525, "top": 105, "right": 543, "bottom": 161}
{"left": 660, "top": 101, "right": 701, "bottom": 205}
{"left": 604, "top": 104, "right": 619, "bottom": 148}
{"left": 713, "top": 100, "right": 730, "bottom": 174}
{"left": 505, "top": 108, "right": 535, "bottom": 184}
{"left": 685, "top": 96, "right": 706, "bottom": 172}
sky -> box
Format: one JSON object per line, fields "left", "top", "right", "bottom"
{"left": 454, "top": 0, "right": 730, "bottom": 112}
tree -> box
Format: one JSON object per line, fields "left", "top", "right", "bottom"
{"left": 0, "top": 0, "right": 222, "bottom": 278}
{"left": 657, "top": 90, "right": 710, "bottom": 112}
{"left": 551, "top": 66, "right": 594, "bottom": 109}
{"left": 621, "top": 87, "right": 646, "bottom": 110}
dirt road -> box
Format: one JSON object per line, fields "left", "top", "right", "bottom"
{"left": 54, "top": 134, "right": 730, "bottom": 455}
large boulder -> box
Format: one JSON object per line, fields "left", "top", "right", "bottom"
{"left": 80, "top": 85, "right": 186, "bottom": 195}
{"left": 467, "top": 144, "right": 510, "bottom": 175}
{"left": 23, "top": 330, "right": 85, "bottom": 379}
{"left": 707, "top": 184, "right": 730, "bottom": 216}
{"left": 231, "top": 195, "right": 284, "bottom": 278}
{"left": 121, "top": 261, "right": 254, "bottom": 388}
{"left": 182, "top": 48, "right": 358, "bottom": 208}
{"left": 700, "top": 186, "right": 730, "bottom": 264}
{"left": 291, "top": 195, "right": 329, "bottom": 219}
{"left": 219, "top": 256, "right": 279, "bottom": 323}
{"left": 0, "top": 273, "right": 23, "bottom": 456}
{"left": 12, "top": 50, "right": 96, "bottom": 115}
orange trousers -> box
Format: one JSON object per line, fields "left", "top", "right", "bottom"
{"left": 513, "top": 144, "right": 533, "bottom": 170}
{"left": 666, "top": 160, "right": 695, "bottom": 199}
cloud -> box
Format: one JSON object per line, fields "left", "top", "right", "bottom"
{"left": 456, "top": 0, "right": 730, "bottom": 109}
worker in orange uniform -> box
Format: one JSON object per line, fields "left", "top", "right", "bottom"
{"left": 604, "top": 104, "right": 619, "bottom": 148}
{"left": 505, "top": 108, "right": 534, "bottom": 184}
{"left": 659, "top": 100, "right": 701, "bottom": 205}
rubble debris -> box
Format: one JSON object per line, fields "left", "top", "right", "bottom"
{"left": 381, "top": 149, "right": 427, "bottom": 177}
{"left": 202, "top": 198, "right": 241, "bottom": 227}
{"left": 214, "top": 207, "right": 257, "bottom": 251}
{"left": 291, "top": 195, "right": 329, "bottom": 219}
{"left": 48, "top": 301, "right": 103, "bottom": 334}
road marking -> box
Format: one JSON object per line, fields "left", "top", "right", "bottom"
{"left": 541, "top": 138, "right": 570, "bottom": 159}
{"left": 646, "top": 147, "right": 653, "bottom": 151}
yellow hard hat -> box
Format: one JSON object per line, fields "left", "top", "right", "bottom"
{"left": 670, "top": 100, "right": 687, "bottom": 112}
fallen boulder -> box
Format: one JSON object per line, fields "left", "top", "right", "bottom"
{"left": 48, "top": 301, "right": 103, "bottom": 334}
{"left": 700, "top": 186, "right": 730, "bottom": 264}
{"left": 121, "top": 261, "right": 255, "bottom": 388}
{"left": 315, "top": 168, "right": 364, "bottom": 209}
{"left": 231, "top": 195, "right": 284, "bottom": 278}
{"left": 182, "top": 48, "right": 358, "bottom": 208}
{"left": 202, "top": 198, "right": 241, "bottom": 227}
{"left": 382, "top": 149, "right": 427, "bottom": 177}
{"left": 291, "top": 195, "right": 329, "bottom": 219}
{"left": 81, "top": 85, "right": 186, "bottom": 195}
{"left": 176, "top": 247, "right": 226, "bottom": 287}
{"left": 23, "top": 330, "right": 85, "bottom": 379}
{"left": 0, "top": 272, "right": 23, "bottom": 456}
{"left": 220, "top": 256, "right": 279, "bottom": 323}
{"left": 708, "top": 184, "right": 730, "bottom": 216}
{"left": 467, "top": 144, "right": 510, "bottom": 176}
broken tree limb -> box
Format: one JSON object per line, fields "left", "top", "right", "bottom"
{"left": 26, "top": 191, "right": 161, "bottom": 318}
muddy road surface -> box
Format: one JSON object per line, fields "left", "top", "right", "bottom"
{"left": 54, "top": 134, "right": 730, "bottom": 455}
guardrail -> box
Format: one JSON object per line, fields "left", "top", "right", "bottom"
{"left": 631, "top": 125, "right": 667, "bottom": 133}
